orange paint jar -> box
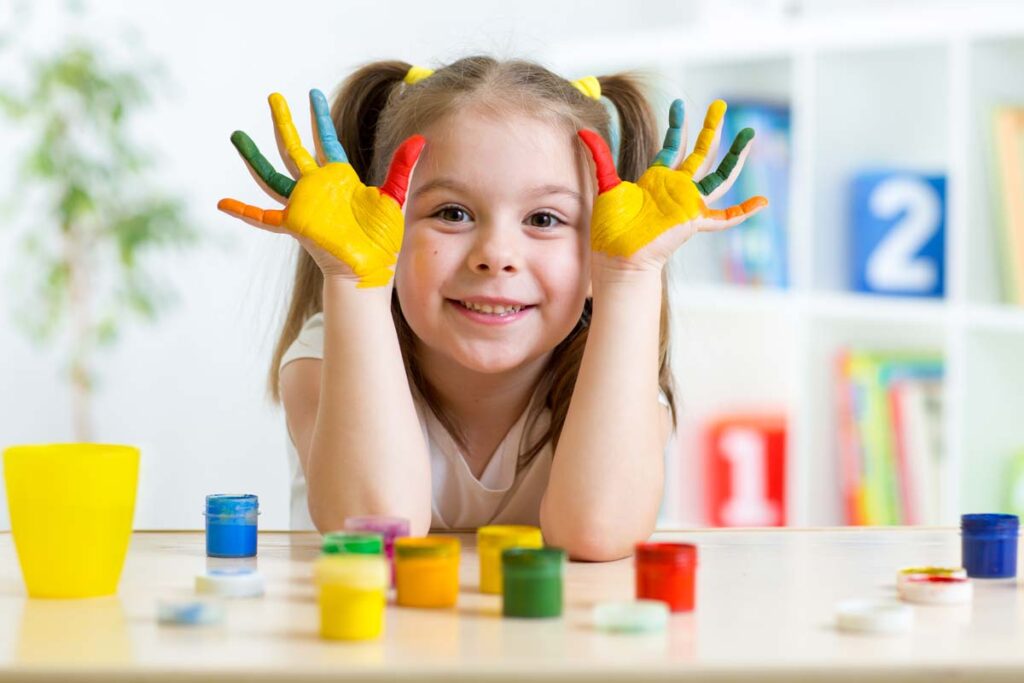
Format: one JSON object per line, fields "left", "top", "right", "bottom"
{"left": 394, "top": 537, "right": 460, "bottom": 608}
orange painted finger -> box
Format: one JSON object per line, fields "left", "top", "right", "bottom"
{"left": 268, "top": 93, "right": 318, "bottom": 176}
{"left": 680, "top": 99, "right": 727, "bottom": 178}
{"left": 704, "top": 195, "right": 768, "bottom": 222}
{"left": 217, "top": 198, "right": 284, "bottom": 227}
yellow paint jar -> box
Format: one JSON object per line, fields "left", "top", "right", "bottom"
{"left": 394, "top": 537, "right": 460, "bottom": 608}
{"left": 314, "top": 553, "right": 388, "bottom": 641}
{"left": 477, "top": 525, "right": 544, "bottom": 595}
{"left": 3, "top": 444, "right": 139, "bottom": 598}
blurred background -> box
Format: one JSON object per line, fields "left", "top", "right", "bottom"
{"left": 1, "top": 0, "right": 1023, "bottom": 530}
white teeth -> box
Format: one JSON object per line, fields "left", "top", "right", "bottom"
{"left": 459, "top": 300, "right": 524, "bottom": 315}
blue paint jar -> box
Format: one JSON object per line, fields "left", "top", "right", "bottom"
{"left": 961, "top": 513, "right": 1019, "bottom": 579}
{"left": 205, "top": 494, "right": 259, "bottom": 558}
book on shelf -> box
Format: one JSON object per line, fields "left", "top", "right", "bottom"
{"left": 715, "top": 99, "right": 790, "bottom": 288}
{"left": 834, "top": 349, "right": 945, "bottom": 526}
{"left": 990, "top": 105, "right": 1024, "bottom": 305}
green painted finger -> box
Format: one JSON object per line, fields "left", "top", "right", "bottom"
{"left": 696, "top": 127, "right": 754, "bottom": 196}
{"left": 231, "top": 130, "right": 296, "bottom": 198}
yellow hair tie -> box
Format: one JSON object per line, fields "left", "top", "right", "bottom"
{"left": 404, "top": 65, "right": 434, "bottom": 85}
{"left": 571, "top": 76, "right": 601, "bottom": 100}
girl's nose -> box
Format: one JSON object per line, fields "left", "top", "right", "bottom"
{"left": 467, "top": 223, "right": 523, "bottom": 275}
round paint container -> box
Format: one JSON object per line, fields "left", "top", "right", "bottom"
{"left": 394, "top": 537, "right": 460, "bottom": 608}
{"left": 635, "top": 542, "right": 697, "bottom": 612}
{"left": 205, "top": 494, "right": 259, "bottom": 558}
{"left": 344, "top": 516, "right": 410, "bottom": 586}
{"left": 501, "top": 547, "right": 565, "bottom": 618}
{"left": 477, "top": 525, "right": 544, "bottom": 595}
{"left": 322, "top": 531, "right": 384, "bottom": 556}
{"left": 593, "top": 599, "right": 669, "bottom": 634}
{"left": 961, "top": 513, "right": 1019, "bottom": 579}
{"left": 314, "top": 553, "right": 388, "bottom": 641}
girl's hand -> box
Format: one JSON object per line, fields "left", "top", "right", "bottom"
{"left": 217, "top": 89, "right": 425, "bottom": 286}
{"left": 579, "top": 99, "right": 768, "bottom": 275}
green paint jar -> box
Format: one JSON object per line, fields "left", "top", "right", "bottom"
{"left": 322, "top": 531, "right": 384, "bottom": 555}
{"left": 501, "top": 547, "right": 566, "bottom": 618}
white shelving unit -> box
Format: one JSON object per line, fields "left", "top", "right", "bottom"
{"left": 542, "top": 1, "right": 1024, "bottom": 526}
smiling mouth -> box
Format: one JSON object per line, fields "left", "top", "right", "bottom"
{"left": 447, "top": 299, "right": 537, "bottom": 317}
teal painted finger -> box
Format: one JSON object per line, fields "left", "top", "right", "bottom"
{"left": 696, "top": 127, "right": 754, "bottom": 196}
{"left": 310, "top": 88, "right": 347, "bottom": 164}
{"left": 651, "top": 99, "right": 685, "bottom": 168}
{"left": 230, "top": 130, "right": 295, "bottom": 198}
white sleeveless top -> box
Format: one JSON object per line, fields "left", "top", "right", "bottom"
{"left": 279, "top": 312, "right": 673, "bottom": 531}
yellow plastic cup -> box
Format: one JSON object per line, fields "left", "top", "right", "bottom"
{"left": 477, "top": 525, "right": 544, "bottom": 595}
{"left": 314, "top": 554, "right": 388, "bottom": 641}
{"left": 394, "top": 537, "right": 460, "bottom": 608}
{"left": 3, "top": 443, "right": 140, "bottom": 598}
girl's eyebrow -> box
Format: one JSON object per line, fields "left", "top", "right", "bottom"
{"left": 412, "top": 177, "right": 582, "bottom": 203}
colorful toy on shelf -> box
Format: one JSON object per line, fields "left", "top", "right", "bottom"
{"left": 704, "top": 414, "right": 786, "bottom": 527}
{"left": 850, "top": 169, "right": 946, "bottom": 298}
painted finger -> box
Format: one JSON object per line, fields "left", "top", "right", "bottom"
{"left": 379, "top": 134, "right": 426, "bottom": 207}
{"left": 651, "top": 99, "right": 685, "bottom": 169}
{"left": 230, "top": 130, "right": 295, "bottom": 201}
{"left": 309, "top": 88, "right": 348, "bottom": 165}
{"left": 268, "top": 92, "right": 318, "bottom": 176}
{"left": 699, "top": 128, "right": 755, "bottom": 200}
{"left": 577, "top": 129, "right": 622, "bottom": 193}
{"left": 679, "top": 99, "right": 726, "bottom": 178}
{"left": 701, "top": 195, "right": 768, "bottom": 228}
{"left": 217, "top": 197, "right": 286, "bottom": 230}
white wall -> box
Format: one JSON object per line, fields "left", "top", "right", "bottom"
{"left": 0, "top": 0, "right": 697, "bottom": 530}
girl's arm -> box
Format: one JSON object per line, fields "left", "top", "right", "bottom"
{"left": 543, "top": 98, "right": 768, "bottom": 561}
{"left": 541, "top": 262, "right": 669, "bottom": 561}
{"left": 283, "top": 279, "right": 432, "bottom": 536}
{"left": 219, "top": 89, "right": 432, "bottom": 535}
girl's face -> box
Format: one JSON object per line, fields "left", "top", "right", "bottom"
{"left": 397, "top": 106, "right": 593, "bottom": 376}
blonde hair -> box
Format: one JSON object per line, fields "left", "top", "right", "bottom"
{"left": 268, "top": 56, "right": 677, "bottom": 471}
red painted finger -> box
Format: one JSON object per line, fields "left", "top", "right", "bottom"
{"left": 379, "top": 134, "right": 426, "bottom": 207}
{"left": 217, "top": 198, "right": 284, "bottom": 227}
{"left": 577, "top": 129, "right": 621, "bottom": 194}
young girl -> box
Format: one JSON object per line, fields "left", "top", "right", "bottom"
{"left": 218, "top": 56, "right": 765, "bottom": 561}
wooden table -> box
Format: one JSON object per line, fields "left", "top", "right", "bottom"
{"left": 1, "top": 528, "right": 1022, "bottom": 681}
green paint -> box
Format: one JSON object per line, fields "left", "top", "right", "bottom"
{"left": 501, "top": 548, "right": 565, "bottom": 618}
{"left": 322, "top": 532, "right": 384, "bottom": 555}
{"left": 697, "top": 127, "right": 754, "bottom": 196}
{"left": 230, "top": 130, "right": 295, "bottom": 198}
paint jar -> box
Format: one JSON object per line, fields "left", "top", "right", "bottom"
{"left": 394, "top": 537, "right": 460, "bottom": 608}
{"left": 501, "top": 547, "right": 566, "bottom": 618}
{"left": 322, "top": 531, "right": 384, "bottom": 556}
{"left": 635, "top": 542, "right": 697, "bottom": 612}
{"left": 205, "top": 495, "right": 259, "bottom": 558}
{"left": 314, "top": 553, "right": 388, "bottom": 640}
{"left": 344, "top": 516, "right": 410, "bottom": 586}
{"left": 477, "top": 525, "right": 544, "bottom": 594}
{"left": 3, "top": 443, "right": 140, "bottom": 598}
{"left": 961, "top": 513, "right": 1019, "bottom": 579}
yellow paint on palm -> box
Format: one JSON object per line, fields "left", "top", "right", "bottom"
{"left": 284, "top": 162, "right": 404, "bottom": 288}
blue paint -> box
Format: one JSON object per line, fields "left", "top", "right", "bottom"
{"left": 961, "top": 513, "right": 1018, "bottom": 579}
{"left": 205, "top": 494, "right": 259, "bottom": 558}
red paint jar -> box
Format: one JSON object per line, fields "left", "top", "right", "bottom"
{"left": 635, "top": 542, "right": 697, "bottom": 612}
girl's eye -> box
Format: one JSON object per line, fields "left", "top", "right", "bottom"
{"left": 435, "top": 206, "right": 471, "bottom": 223}
{"left": 528, "top": 212, "right": 563, "bottom": 230}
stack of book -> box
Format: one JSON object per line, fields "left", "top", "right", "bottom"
{"left": 835, "top": 349, "right": 945, "bottom": 525}
{"left": 716, "top": 99, "right": 791, "bottom": 288}
{"left": 991, "top": 105, "right": 1024, "bottom": 305}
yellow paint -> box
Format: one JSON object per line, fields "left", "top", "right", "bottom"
{"left": 588, "top": 99, "right": 767, "bottom": 258}
{"left": 267, "top": 92, "right": 407, "bottom": 288}
{"left": 394, "top": 537, "right": 460, "bottom": 608}
{"left": 314, "top": 554, "right": 389, "bottom": 641}
{"left": 4, "top": 444, "right": 139, "bottom": 598}
{"left": 477, "top": 525, "right": 543, "bottom": 595}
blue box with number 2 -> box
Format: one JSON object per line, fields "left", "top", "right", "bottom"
{"left": 850, "top": 170, "right": 946, "bottom": 298}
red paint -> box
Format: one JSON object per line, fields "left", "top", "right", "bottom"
{"left": 635, "top": 542, "right": 697, "bottom": 612}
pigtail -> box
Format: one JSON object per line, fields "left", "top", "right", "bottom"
{"left": 595, "top": 74, "right": 659, "bottom": 182}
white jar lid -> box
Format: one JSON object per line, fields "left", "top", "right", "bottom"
{"left": 899, "top": 575, "right": 973, "bottom": 605}
{"left": 836, "top": 599, "right": 913, "bottom": 635}
{"left": 157, "top": 599, "right": 225, "bottom": 626}
{"left": 195, "top": 567, "right": 265, "bottom": 598}
{"left": 593, "top": 600, "right": 669, "bottom": 634}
